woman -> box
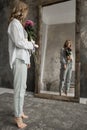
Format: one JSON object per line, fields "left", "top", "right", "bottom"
{"left": 8, "top": 1, "right": 38, "bottom": 128}
{"left": 59, "top": 40, "right": 73, "bottom": 96}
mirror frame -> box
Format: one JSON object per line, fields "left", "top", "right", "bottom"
{"left": 35, "top": 0, "right": 80, "bottom": 102}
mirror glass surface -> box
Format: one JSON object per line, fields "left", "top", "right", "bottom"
{"left": 39, "top": 0, "right": 76, "bottom": 97}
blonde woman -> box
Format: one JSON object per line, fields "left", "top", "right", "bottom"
{"left": 60, "top": 40, "right": 73, "bottom": 95}
{"left": 8, "top": 1, "right": 38, "bottom": 128}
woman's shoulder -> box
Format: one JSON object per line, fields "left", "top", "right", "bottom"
{"left": 8, "top": 18, "right": 23, "bottom": 31}
{"left": 61, "top": 48, "right": 65, "bottom": 52}
{"left": 9, "top": 18, "right": 22, "bottom": 27}
{"left": 10, "top": 18, "right": 21, "bottom": 24}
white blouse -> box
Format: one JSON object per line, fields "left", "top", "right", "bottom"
{"left": 8, "top": 18, "right": 34, "bottom": 69}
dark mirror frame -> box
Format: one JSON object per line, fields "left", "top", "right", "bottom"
{"left": 35, "top": 0, "right": 80, "bottom": 102}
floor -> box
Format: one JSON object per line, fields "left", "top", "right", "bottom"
{"left": 0, "top": 88, "right": 87, "bottom": 130}
{"left": 40, "top": 87, "right": 74, "bottom": 97}
{"left": 0, "top": 87, "right": 87, "bottom": 104}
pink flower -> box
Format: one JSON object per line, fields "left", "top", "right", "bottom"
{"left": 25, "top": 20, "right": 34, "bottom": 27}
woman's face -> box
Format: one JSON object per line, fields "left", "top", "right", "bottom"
{"left": 67, "top": 41, "right": 72, "bottom": 48}
{"left": 23, "top": 9, "right": 28, "bottom": 20}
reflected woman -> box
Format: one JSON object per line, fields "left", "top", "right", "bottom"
{"left": 8, "top": 1, "right": 38, "bottom": 128}
{"left": 59, "top": 40, "right": 73, "bottom": 96}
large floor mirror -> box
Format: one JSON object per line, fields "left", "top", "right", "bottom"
{"left": 35, "top": 0, "right": 80, "bottom": 102}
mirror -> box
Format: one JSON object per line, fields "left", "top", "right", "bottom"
{"left": 35, "top": 0, "right": 80, "bottom": 102}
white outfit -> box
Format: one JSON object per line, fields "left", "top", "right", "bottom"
{"left": 7, "top": 18, "right": 34, "bottom": 117}
{"left": 8, "top": 18, "right": 34, "bottom": 69}
{"left": 13, "top": 58, "right": 27, "bottom": 117}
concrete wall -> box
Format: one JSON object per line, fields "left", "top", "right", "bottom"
{"left": 80, "top": 0, "right": 87, "bottom": 97}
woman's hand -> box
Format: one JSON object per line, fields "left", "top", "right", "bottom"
{"left": 67, "top": 56, "right": 72, "bottom": 61}
{"left": 31, "top": 39, "right": 39, "bottom": 48}
{"left": 34, "top": 44, "right": 39, "bottom": 48}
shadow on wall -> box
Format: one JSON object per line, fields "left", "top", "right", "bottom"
{"left": 0, "top": 64, "right": 13, "bottom": 88}
{"left": 27, "top": 55, "right": 35, "bottom": 92}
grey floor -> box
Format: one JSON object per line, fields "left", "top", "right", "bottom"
{"left": 0, "top": 88, "right": 87, "bottom": 130}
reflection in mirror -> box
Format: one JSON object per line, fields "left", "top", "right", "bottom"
{"left": 40, "top": 0, "right": 76, "bottom": 97}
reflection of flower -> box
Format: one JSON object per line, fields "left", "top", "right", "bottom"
{"left": 24, "top": 20, "right": 36, "bottom": 41}
{"left": 65, "top": 48, "right": 72, "bottom": 57}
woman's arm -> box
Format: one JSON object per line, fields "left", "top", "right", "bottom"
{"left": 60, "top": 49, "right": 66, "bottom": 64}
{"left": 8, "top": 21, "right": 34, "bottom": 50}
{"left": 60, "top": 49, "right": 67, "bottom": 69}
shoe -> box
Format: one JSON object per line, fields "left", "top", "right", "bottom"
{"left": 21, "top": 112, "right": 28, "bottom": 119}
{"left": 60, "top": 90, "right": 66, "bottom": 96}
{"left": 14, "top": 117, "right": 27, "bottom": 128}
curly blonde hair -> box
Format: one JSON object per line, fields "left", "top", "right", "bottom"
{"left": 64, "top": 40, "right": 72, "bottom": 48}
{"left": 9, "top": 0, "right": 29, "bottom": 24}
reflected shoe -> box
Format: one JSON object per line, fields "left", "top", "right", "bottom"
{"left": 14, "top": 117, "right": 27, "bottom": 128}
{"left": 60, "top": 90, "right": 63, "bottom": 96}
{"left": 60, "top": 90, "right": 66, "bottom": 96}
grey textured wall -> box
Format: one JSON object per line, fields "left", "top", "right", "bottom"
{"left": 43, "top": 23, "right": 75, "bottom": 91}
{"left": 0, "top": 0, "right": 12, "bottom": 88}
{"left": 80, "top": 0, "right": 87, "bottom": 97}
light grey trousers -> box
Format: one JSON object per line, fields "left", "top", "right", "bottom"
{"left": 13, "top": 59, "right": 27, "bottom": 117}
{"left": 60, "top": 62, "right": 72, "bottom": 92}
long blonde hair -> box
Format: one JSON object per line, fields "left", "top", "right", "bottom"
{"left": 9, "top": 0, "right": 29, "bottom": 24}
{"left": 64, "top": 40, "right": 72, "bottom": 48}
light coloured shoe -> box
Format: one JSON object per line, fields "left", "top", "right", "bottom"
{"left": 14, "top": 117, "right": 27, "bottom": 128}
{"left": 21, "top": 113, "right": 28, "bottom": 119}
{"left": 60, "top": 89, "right": 67, "bottom": 96}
